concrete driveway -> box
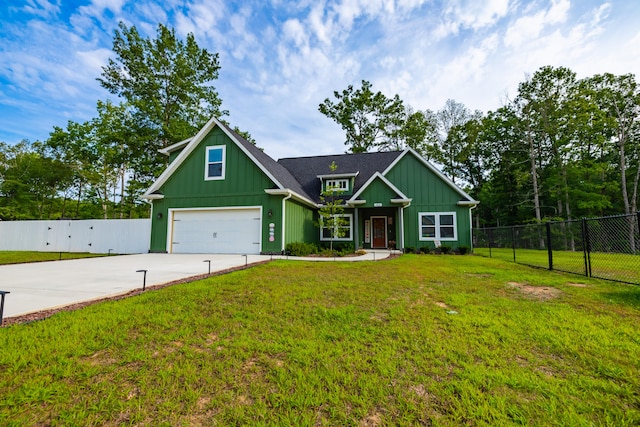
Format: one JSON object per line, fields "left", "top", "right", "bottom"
{"left": 0, "top": 251, "right": 396, "bottom": 320}
{"left": 0, "top": 253, "right": 271, "bottom": 319}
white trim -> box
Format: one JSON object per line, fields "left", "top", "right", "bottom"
{"left": 418, "top": 212, "right": 458, "bottom": 242}
{"left": 348, "top": 172, "right": 409, "bottom": 204}
{"left": 159, "top": 137, "right": 192, "bottom": 156}
{"left": 325, "top": 178, "right": 350, "bottom": 192}
{"left": 141, "top": 193, "right": 165, "bottom": 200}
{"left": 143, "top": 117, "right": 286, "bottom": 198}
{"left": 317, "top": 172, "right": 359, "bottom": 179}
{"left": 166, "top": 206, "right": 262, "bottom": 253}
{"left": 370, "top": 216, "right": 388, "bottom": 248}
{"left": 320, "top": 213, "right": 353, "bottom": 241}
{"left": 264, "top": 189, "right": 317, "bottom": 209}
{"left": 383, "top": 149, "right": 479, "bottom": 204}
{"left": 204, "top": 145, "right": 226, "bottom": 181}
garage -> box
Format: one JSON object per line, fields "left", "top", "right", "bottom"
{"left": 169, "top": 208, "right": 262, "bottom": 254}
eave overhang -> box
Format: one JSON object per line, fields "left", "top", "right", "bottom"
{"left": 265, "top": 189, "right": 318, "bottom": 209}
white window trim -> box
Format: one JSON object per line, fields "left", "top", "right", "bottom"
{"left": 418, "top": 212, "right": 457, "bottom": 241}
{"left": 320, "top": 213, "right": 353, "bottom": 241}
{"left": 325, "top": 178, "right": 349, "bottom": 192}
{"left": 204, "top": 146, "right": 226, "bottom": 181}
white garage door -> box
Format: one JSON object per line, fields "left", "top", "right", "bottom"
{"left": 170, "top": 208, "right": 261, "bottom": 254}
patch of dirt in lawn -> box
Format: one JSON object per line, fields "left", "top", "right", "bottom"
{"left": 360, "top": 410, "right": 383, "bottom": 426}
{"left": 434, "top": 301, "right": 450, "bottom": 309}
{"left": 566, "top": 283, "right": 588, "bottom": 288}
{"left": 466, "top": 273, "right": 495, "bottom": 278}
{"left": 507, "top": 281, "right": 561, "bottom": 301}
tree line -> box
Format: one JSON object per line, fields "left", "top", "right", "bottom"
{"left": 0, "top": 22, "right": 246, "bottom": 220}
{"left": 1, "top": 21, "right": 637, "bottom": 227}
{"left": 319, "top": 68, "right": 639, "bottom": 227}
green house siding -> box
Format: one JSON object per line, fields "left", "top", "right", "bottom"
{"left": 284, "top": 199, "right": 317, "bottom": 245}
{"left": 149, "top": 127, "right": 283, "bottom": 253}
{"left": 357, "top": 178, "right": 400, "bottom": 207}
{"left": 385, "top": 153, "right": 473, "bottom": 249}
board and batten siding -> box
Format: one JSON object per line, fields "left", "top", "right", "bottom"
{"left": 357, "top": 177, "right": 401, "bottom": 208}
{"left": 284, "top": 199, "right": 317, "bottom": 245}
{"left": 149, "top": 127, "right": 283, "bottom": 253}
{"left": 385, "top": 153, "right": 473, "bottom": 249}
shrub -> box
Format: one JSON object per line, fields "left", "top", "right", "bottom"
{"left": 285, "top": 242, "right": 318, "bottom": 257}
{"left": 419, "top": 246, "right": 431, "bottom": 254}
{"left": 317, "top": 242, "right": 355, "bottom": 257}
{"left": 456, "top": 246, "right": 470, "bottom": 255}
{"left": 404, "top": 246, "right": 416, "bottom": 254}
{"left": 440, "top": 245, "right": 451, "bottom": 254}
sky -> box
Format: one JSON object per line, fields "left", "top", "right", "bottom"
{"left": 1, "top": 0, "right": 639, "bottom": 160}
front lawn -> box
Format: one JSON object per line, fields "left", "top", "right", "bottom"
{"left": 0, "top": 251, "right": 105, "bottom": 265}
{"left": 1, "top": 255, "right": 639, "bottom": 425}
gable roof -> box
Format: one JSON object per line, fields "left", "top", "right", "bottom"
{"left": 348, "top": 172, "right": 411, "bottom": 205}
{"left": 383, "top": 148, "right": 478, "bottom": 204}
{"left": 142, "top": 117, "right": 311, "bottom": 204}
{"left": 277, "top": 151, "right": 402, "bottom": 203}
{"left": 142, "top": 116, "right": 478, "bottom": 207}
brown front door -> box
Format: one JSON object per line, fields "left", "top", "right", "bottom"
{"left": 372, "top": 217, "right": 387, "bottom": 248}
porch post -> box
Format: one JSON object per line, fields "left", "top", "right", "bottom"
{"left": 398, "top": 206, "right": 404, "bottom": 250}
{"left": 354, "top": 207, "right": 360, "bottom": 250}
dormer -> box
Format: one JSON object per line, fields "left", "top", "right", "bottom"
{"left": 317, "top": 172, "right": 359, "bottom": 196}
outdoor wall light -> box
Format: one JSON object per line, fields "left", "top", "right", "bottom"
{"left": 268, "top": 209, "right": 273, "bottom": 217}
{"left": 157, "top": 212, "right": 163, "bottom": 219}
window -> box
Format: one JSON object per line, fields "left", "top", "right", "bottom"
{"left": 418, "top": 212, "right": 457, "bottom": 241}
{"left": 205, "top": 146, "right": 225, "bottom": 180}
{"left": 325, "top": 179, "right": 349, "bottom": 192}
{"left": 320, "top": 214, "right": 353, "bottom": 241}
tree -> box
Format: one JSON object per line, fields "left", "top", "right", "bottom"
{"left": 0, "top": 141, "right": 73, "bottom": 219}
{"left": 98, "top": 22, "right": 226, "bottom": 146}
{"left": 316, "top": 162, "right": 349, "bottom": 253}
{"left": 319, "top": 80, "right": 433, "bottom": 153}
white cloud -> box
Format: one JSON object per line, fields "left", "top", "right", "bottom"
{"left": 504, "top": 0, "right": 570, "bottom": 48}
{"left": 22, "top": 0, "right": 60, "bottom": 18}
{"left": 434, "top": 0, "right": 510, "bottom": 38}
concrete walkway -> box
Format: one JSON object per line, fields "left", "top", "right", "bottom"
{"left": 1, "top": 251, "right": 397, "bottom": 319}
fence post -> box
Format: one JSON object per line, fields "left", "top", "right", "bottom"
{"left": 488, "top": 229, "right": 493, "bottom": 258}
{"left": 637, "top": 211, "right": 640, "bottom": 254}
{"left": 581, "top": 218, "right": 589, "bottom": 278}
{"left": 584, "top": 219, "right": 592, "bottom": 277}
{"left": 511, "top": 227, "right": 516, "bottom": 262}
{"left": 546, "top": 222, "right": 553, "bottom": 270}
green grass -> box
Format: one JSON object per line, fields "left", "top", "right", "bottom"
{"left": 0, "top": 251, "right": 105, "bottom": 265}
{"left": 474, "top": 247, "right": 640, "bottom": 284}
{"left": 1, "top": 255, "right": 639, "bottom": 425}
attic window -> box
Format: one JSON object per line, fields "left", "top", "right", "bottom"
{"left": 325, "top": 179, "right": 349, "bottom": 192}
{"left": 205, "top": 146, "right": 225, "bottom": 180}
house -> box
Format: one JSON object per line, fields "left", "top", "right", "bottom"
{"left": 142, "top": 117, "right": 479, "bottom": 254}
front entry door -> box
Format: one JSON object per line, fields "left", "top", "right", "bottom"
{"left": 372, "top": 217, "right": 387, "bottom": 248}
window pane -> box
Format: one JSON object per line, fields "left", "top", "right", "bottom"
{"left": 322, "top": 227, "right": 332, "bottom": 239}
{"left": 422, "top": 226, "right": 436, "bottom": 238}
{"left": 208, "top": 163, "right": 222, "bottom": 177}
{"left": 208, "top": 148, "right": 223, "bottom": 162}
{"left": 440, "top": 215, "right": 454, "bottom": 226}
{"left": 422, "top": 215, "right": 435, "bottom": 226}
{"left": 440, "top": 226, "right": 454, "bottom": 238}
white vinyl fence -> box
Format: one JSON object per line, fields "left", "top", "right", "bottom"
{"left": 0, "top": 219, "right": 151, "bottom": 254}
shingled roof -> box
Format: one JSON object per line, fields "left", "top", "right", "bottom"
{"left": 277, "top": 151, "right": 403, "bottom": 203}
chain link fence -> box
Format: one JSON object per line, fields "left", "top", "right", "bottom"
{"left": 473, "top": 212, "right": 640, "bottom": 285}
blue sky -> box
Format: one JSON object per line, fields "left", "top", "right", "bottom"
{"left": 1, "top": 0, "right": 639, "bottom": 159}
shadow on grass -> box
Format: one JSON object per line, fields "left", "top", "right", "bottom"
{"left": 600, "top": 288, "right": 640, "bottom": 309}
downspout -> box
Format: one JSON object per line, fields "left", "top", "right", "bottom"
{"left": 281, "top": 192, "right": 292, "bottom": 252}
{"left": 469, "top": 204, "right": 477, "bottom": 251}
{"left": 400, "top": 202, "right": 411, "bottom": 250}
